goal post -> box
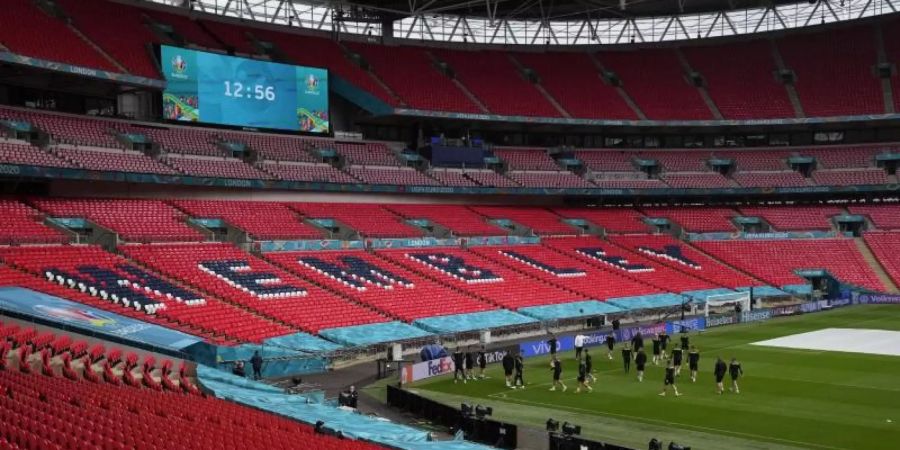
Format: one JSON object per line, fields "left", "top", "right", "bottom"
{"left": 704, "top": 292, "right": 751, "bottom": 317}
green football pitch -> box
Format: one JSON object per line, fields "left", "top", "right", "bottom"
{"left": 405, "top": 305, "right": 900, "bottom": 450}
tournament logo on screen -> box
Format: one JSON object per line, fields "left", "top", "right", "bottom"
{"left": 305, "top": 74, "right": 320, "bottom": 95}
{"left": 170, "top": 54, "right": 188, "bottom": 80}
{"left": 33, "top": 304, "right": 117, "bottom": 327}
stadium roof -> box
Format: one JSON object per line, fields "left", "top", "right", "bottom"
{"left": 340, "top": 0, "right": 804, "bottom": 21}
{"left": 154, "top": 0, "right": 900, "bottom": 45}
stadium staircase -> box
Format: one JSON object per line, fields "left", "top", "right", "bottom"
{"left": 853, "top": 237, "right": 900, "bottom": 293}
{"left": 337, "top": 41, "right": 407, "bottom": 107}
{"left": 507, "top": 54, "right": 572, "bottom": 118}
{"left": 674, "top": 48, "right": 724, "bottom": 120}
{"left": 585, "top": 52, "right": 647, "bottom": 120}
{"left": 422, "top": 50, "right": 490, "bottom": 114}
{"left": 769, "top": 39, "right": 806, "bottom": 118}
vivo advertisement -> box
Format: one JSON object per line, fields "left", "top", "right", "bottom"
{"left": 160, "top": 45, "right": 329, "bottom": 133}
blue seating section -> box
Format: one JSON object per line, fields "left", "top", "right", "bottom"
{"left": 199, "top": 259, "right": 307, "bottom": 298}
{"left": 681, "top": 288, "right": 739, "bottom": 302}
{"left": 517, "top": 300, "right": 623, "bottom": 320}
{"left": 264, "top": 332, "right": 345, "bottom": 353}
{"left": 412, "top": 309, "right": 537, "bottom": 333}
{"left": 499, "top": 250, "right": 586, "bottom": 277}
{"left": 405, "top": 252, "right": 503, "bottom": 283}
{"left": 318, "top": 321, "right": 433, "bottom": 346}
{"left": 735, "top": 286, "right": 788, "bottom": 296}
{"left": 299, "top": 255, "right": 413, "bottom": 291}
{"left": 575, "top": 247, "right": 653, "bottom": 272}
{"left": 606, "top": 293, "right": 685, "bottom": 310}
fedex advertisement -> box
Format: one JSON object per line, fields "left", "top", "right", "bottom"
{"left": 401, "top": 356, "right": 455, "bottom": 384}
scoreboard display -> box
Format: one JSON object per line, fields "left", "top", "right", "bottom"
{"left": 160, "top": 45, "right": 329, "bottom": 134}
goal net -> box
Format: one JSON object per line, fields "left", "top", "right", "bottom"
{"left": 704, "top": 292, "right": 751, "bottom": 317}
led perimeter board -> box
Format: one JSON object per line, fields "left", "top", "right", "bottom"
{"left": 160, "top": 45, "right": 329, "bottom": 134}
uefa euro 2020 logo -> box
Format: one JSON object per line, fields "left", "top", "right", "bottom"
{"left": 305, "top": 73, "right": 320, "bottom": 94}
{"left": 170, "top": 54, "right": 188, "bottom": 79}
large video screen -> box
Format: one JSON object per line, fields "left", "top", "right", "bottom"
{"left": 160, "top": 45, "right": 329, "bottom": 134}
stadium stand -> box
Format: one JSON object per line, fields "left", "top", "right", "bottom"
{"left": 507, "top": 171, "right": 595, "bottom": 188}
{"left": 494, "top": 147, "right": 560, "bottom": 171}
{"left": 591, "top": 178, "right": 669, "bottom": 189}
{"left": 682, "top": 40, "right": 795, "bottom": 119}
{"left": 513, "top": 51, "right": 637, "bottom": 119}
{"left": 135, "top": 125, "right": 224, "bottom": 157}
{"left": 378, "top": 247, "right": 582, "bottom": 309}
{"left": 0, "top": 246, "right": 292, "bottom": 344}
{"left": 51, "top": 146, "right": 179, "bottom": 175}
{"left": 470, "top": 206, "right": 576, "bottom": 235}
{"left": 162, "top": 155, "right": 272, "bottom": 180}
{"left": 887, "top": 17, "right": 900, "bottom": 113}
{"left": 848, "top": 204, "right": 900, "bottom": 229}
{"left": 714, "top": 149, "right": 793, "bottom": 171}
{"left": 739, "top": 205, "right": 842, "bottom": 231}
{"left": 121, "top": 243, "right": 389, "bottom": 333}
{"left": 0, "top": 0, "right": 118, "bottom": 72}
{"left": 289, "top": 203, "right": 421, "bottom": 238}
{"left": 144, "top": 9, "right": 223, "bottom": 49}
{"left": 266, "top": 250, "right": 495, "bottom": 321}
{"left": 661, "top": 172, "right": 732, "bottom": 189}
{"left": 386, "top": 204, "right": 507, "bottom": 236}
{"left": 552, "top": 207, "right": 650, "bottom": 234}
{"left": 260, "top": 161, "right": 358, "bottom": 183}
{"left": 345, "top": 166, "right": 440, "bottom": 186}
{"left": 641, "top": 150, "right": 712, "bottom": 172}
{"left": 0, "top": 199, "right": 67, "bottom": 245}
{"left": 347, "top": 43, "right": 481, "bottom": 113}
{"left": 0, "top": 107, "right": 125, "bottom": 148}
{"left": 607, "top": 234, "right": 757, "bottom": 288}
{"left": 0, "top": 140, "right": 72, "bottom": 168}
{"left": 58, "top": 0, "right": 161, "bottom": 78}
{"left": 0, "top": 357, "right": 381, "bottom": 450}
{"left": 223, "top": 132, "right": 320, "bottom": 163}
{"left": 433, "top": 49, "right": 561, "bottom": 117}
{"left": 463, "top": 169, "right": 520, "bottom": 187}
{"left": 811, "top": 169, "right": 889, "bottom": 186}
{"left": 31, "top": 198, "right": 203, "bottom": 243}
{"left": 641, "top": 207, "right": 738, "bottom": 232}
{"left": 545, "top": 236, "right": 716, "bottom": 293}
{"left": 799, "top": 144, "right": 888, "bottom": 169}
{"left": 776, "top": 26, "right": 882, "bottom": 117}
{"left": 335, "top": 142, "right": 399, "bottom": 166}
{"left": 196, "top": 19, "right": 258, "bottom": 54}
{"left": 427, "top": 168, "right": 480, "bottom": 187}
{"left": 861, "top": 231, "right": 900, "bottom": 286}
{"left": 695, "top": 238, "right": 885, "bottom": 291}
{"left": 599, "top": 49, "right": 712, "bottom": 120}
{"left": 575, "top": 150, "right": 638, "bottom": 172}
{"left": 733, "top": 171, "right": 809, "bottom": 188}
{"left": 171, "top": 200, "right": 321, "bottom": 240}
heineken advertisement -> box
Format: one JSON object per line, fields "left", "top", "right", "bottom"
{"left": 0, "top": 51, "right": 165, "bottom": 89}
{"left": 2, "top": 163, "right": 900, "bottom": 198}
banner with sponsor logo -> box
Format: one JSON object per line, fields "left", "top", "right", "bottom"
{"left": 519, "top": 336, "right": 575, "bottom": 357}
{"left": 615, "top": 322, "right": 667, "bottom": 342}
{"left": 770, "top": 305, "right": 802, "bottom": 317}
{"left": 740, "top": 309, "right": 772, "bottom": 323}
{"left": 400, "top": 356, "right": 455, "bottom": 384}
{"left": 855, "top": 293, "right": 900, "bottom": 304}
{"left": 706, "top": 314, "right": 737, "bottom": 328}
{"left": 666, "top": 317, "right": 706, "bottom": 334}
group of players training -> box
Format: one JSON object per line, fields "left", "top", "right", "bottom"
{"left": 460, "top": 329, "right": 743, "bottom": 397}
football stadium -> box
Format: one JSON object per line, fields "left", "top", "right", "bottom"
{"left": 1, "top": 0, "right": 900, "bottom": 449}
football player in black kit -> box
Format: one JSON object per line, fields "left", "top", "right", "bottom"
{"left": 513, "top": 353, "right": 525, "bottom": 389}
{"left": 688, "top": 345, "right": 700, "bottom": 383}
{"left": 672, "top": 345, "right": 684, "bottom": 376}
{"left": 453, "top": 348, "right": 466, "bottom": 384}
{"left": 464, "top": 347, "right": 475, "bottom": 380}
{"left": 659, "top": 330, "right": 670, "bottom": 356}
{"left": 680, "top": 328, "right": 690, "bottom": 352}
{"left": 621, "top": 343, "right": 632, "bottom": 373}
{"left": 714, "top": 357, "right": 727, "bottom": 394}
{"left": 659, "top": 360, "right": 681, "bottom": 397}
{"left": 575, "top": 357, "right": 592, "bottom": 393}
{"left": 605, "top": 333, "right": 616, "bottom": 360}
{"left": 549, "top": 356, "right": 567, "bottom": 392}
{"left": 477, "top": 346, "right": 487, "bottom": 379}
{"left": 651, "top": 334, "right": 662, "bottom": 365}
{"left": 584, "top": 348, "right": 595, "bottom": 383}
{"left": 502, "top": 351, "right": 515, "bottom": 388}
{"left": 635, "top": 348, "right": 648, "bottom": 382}
{"left": 631, "top": 332, "right": 644, "bottom": 353}
{"left": 729, "top": 357, "right": 744, "bottom": 393}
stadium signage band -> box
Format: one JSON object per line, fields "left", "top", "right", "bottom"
{"left": 706, "top": 314, "right": 737, "bottom": 328}
{"left": 0, "top": 51, "right": 166, "bottom": 89}
{"left": 400, "top": 356, "right": 456, "bottom": 384}
{"left": 740, "top": 309, "right": 773, "bottom": 323}
{"left": 770, "top": 305, "right": 802, "bottom": 317}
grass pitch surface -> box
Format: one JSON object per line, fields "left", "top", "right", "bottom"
{"left": 406, "top": 306, "right": 900, "bottom": 450}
